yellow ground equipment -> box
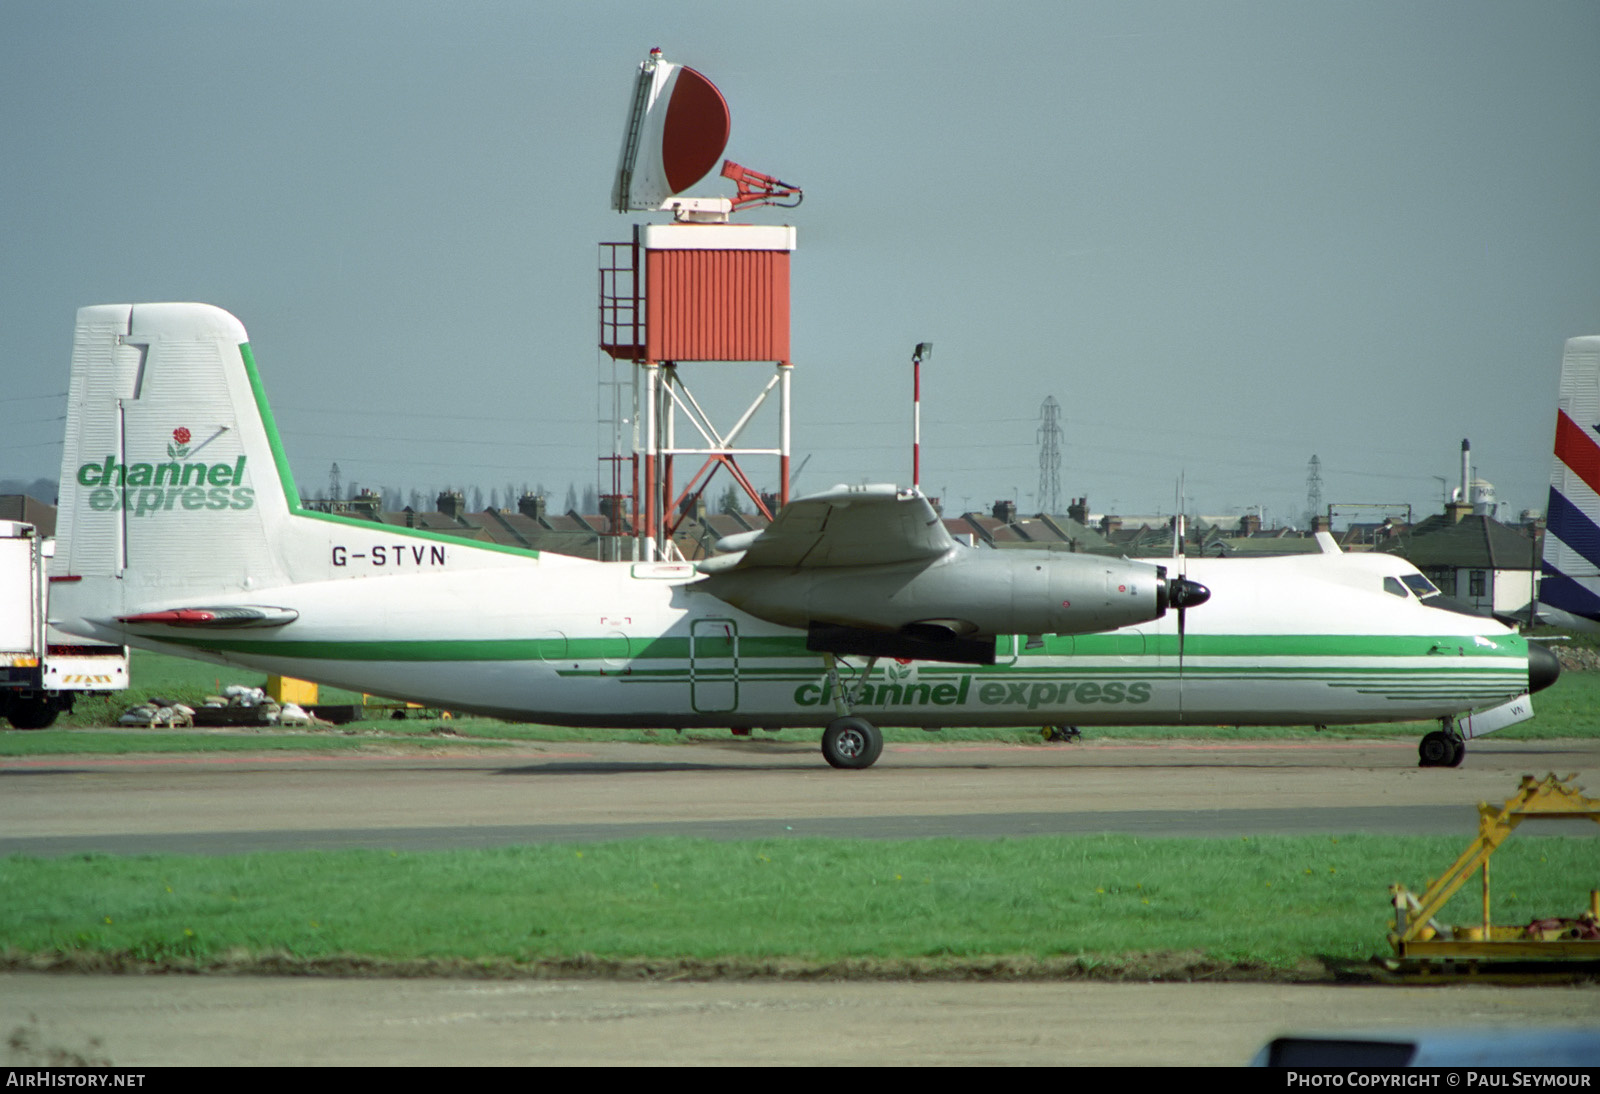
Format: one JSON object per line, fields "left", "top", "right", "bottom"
{"left": 265, "top": 674, "right": 318, "bottom": 705}
{"left": 1389, "top": 773, "right": 1600, "bottom": 970}
{"left": 263, "top": 675, "right": 433, "bottom": 723}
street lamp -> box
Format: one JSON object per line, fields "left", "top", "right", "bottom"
{"left": 912, "top": 342, "right": 932, "bottom": 491}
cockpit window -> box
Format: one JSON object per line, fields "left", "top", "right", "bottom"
{"left": 1401, "top": 574, "right": 1440, "bottom": 599}
{"left": 1383, "top": 576, "right": 1408, "bottom": 598}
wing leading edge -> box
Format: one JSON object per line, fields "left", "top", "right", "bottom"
{"left": 698, "top": 484, "right": 949, "bottom": 573}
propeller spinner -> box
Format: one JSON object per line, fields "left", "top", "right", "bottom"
{"left": 1168, "top": 576, "right": 1211, "bottom": 610}
{"left": 1155, "top": 568, "right": 1211, "bottom": 614}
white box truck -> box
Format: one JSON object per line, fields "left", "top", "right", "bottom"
{"left": 0, "top": 520, "right": 128, "bottom": 728}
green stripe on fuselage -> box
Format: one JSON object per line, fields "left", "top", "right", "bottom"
{"left": 151, "top": 631, "right": 1525, "bottom": 666}
{"left": 1042, "top": 633, "right": 1525, "bottom": 659}
{"left": 238, "top": 342, "right": 542, "bottom": 560}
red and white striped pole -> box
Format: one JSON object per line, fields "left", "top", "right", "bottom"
{"left": 912, "top": 342, "right": 931, "bottom": 491}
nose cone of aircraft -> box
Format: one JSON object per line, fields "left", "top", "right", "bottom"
{"left": 1528, "top": 642, "right": 1561, "bottom": 694}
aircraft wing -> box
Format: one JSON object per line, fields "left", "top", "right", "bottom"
{"left": 699, "top": 484, "right": 951, "bottom": 572}
{"left": 695, "top": 482, "right": 1192, "bottom": 665}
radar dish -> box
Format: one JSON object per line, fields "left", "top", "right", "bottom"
{"left": 612, "top": 50, "right": 731, "bottom": 212}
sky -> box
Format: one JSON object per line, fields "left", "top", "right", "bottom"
{"left": 3, "top": 1, "right": 1597, "bottom": 528}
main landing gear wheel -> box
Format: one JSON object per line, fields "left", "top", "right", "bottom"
{"left": 1418, "top": 730, "right": 1465, "bottom": 768}
{"left": 822, "top": 716, "right": 883, "bottom": 770}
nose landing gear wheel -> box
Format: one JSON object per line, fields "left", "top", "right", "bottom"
{"left": 822, "top": 716, "right": 883, "bottom": 769}
{"left": 1418, "top": 729, "right": 1465, "bottom": 768}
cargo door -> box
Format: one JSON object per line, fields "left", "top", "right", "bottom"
{"left": 690, "top": 618, "right": 739, "bottom": 713}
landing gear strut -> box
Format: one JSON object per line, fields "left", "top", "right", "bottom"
{"left": 1418, "top": 718, "right": 1465, "bottom": 768}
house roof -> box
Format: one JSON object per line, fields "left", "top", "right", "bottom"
{"left": 952, "top": 514, "right": 1029, "bottom": 544}
{"left": 1196, "top": 536, "right": 1319, "bottom": 557}
{"left": 1033, "top": 514, "right": 1116, "bottom": 553}
{"left": 1381, "top": 514, "right": 1541, "bottom": 570}
{"left": 0, "top": 495, "right": 56, "bottom": 538}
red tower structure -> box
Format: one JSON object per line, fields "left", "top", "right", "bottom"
{"left": 601, "top": 50, "right": 801, "bottom": 560}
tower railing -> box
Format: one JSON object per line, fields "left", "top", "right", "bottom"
{"left": 598, "top": 239, "right": 643, "bottom": 361}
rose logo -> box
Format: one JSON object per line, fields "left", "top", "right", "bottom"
{"left": 167, "top": 426, "right": 192, "bottom": 459}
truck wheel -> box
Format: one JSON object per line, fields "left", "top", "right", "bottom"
{"left": 6, "top": 698, "right": 59, "bottom": 730}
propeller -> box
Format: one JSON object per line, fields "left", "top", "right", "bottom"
{"left": 1168, "top": 572, "right": 1211, "bottom": 669}
{"left": 1156, "top": 565, "right": 1211, "bottom": 671}
{"left": 1163, "top": 475, "right": 1209, "bottom": 670}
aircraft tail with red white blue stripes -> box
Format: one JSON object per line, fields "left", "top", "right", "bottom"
{"left": 1541, "top": 336, "right": 1600, "bottom": 632}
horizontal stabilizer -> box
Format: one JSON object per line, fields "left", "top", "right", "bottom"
{"left": 117, "top": 606, "right": 300, "bottom": 628}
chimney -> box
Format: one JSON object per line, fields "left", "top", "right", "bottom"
{"left": 992, "top": 499, "right": 1018, "bottom": 524}
{"left": 1443, "top": 438, "right": 1473, "bottom": 523}
{"left": 1099, "top": 515, "right": 1123, "bottom": 537}
{"left": 517, "top": 492, "right": 548, "bottom": 522}
{"left": 600, "top": 495, "right": 629, "bottom": 533}
{"left": 1310, "top": 514, "right": 1332, "bottom": 534}
{"left": 351, "top": 489, "right": 382, "bottom": 519}
{"left": 437, "top": 490, "right": 465, "bottom": 521}
{"left": 1067, "top": 497, "right": 1089, "bottom": 526}
{"left": 1239, "top": 513, "right": 1261, "bottom": 536}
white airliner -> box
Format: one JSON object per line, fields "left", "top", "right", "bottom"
{"left": 48, "top": 303, "right": 1558, "bottom": 768}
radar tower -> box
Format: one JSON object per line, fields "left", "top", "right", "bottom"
{"left": 600, "top": 48, "right": 803, "bottom": 560}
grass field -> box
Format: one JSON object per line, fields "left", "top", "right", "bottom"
{"left": 3, "top": 833, "right": 1595, "bottom": 978}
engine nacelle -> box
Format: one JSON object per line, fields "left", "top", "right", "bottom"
{"left": 700, "top": 550, "right": 1195, "bottom": 641}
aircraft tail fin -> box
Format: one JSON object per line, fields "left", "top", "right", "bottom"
{"left": 1541, "top": 335, "right": 1600, "bottom": 628}
{"left": 55, "top": 304, "right": 294, "bottom": 599}
{"left": 52, "top": 304, "right": 544, "bottom": 643}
